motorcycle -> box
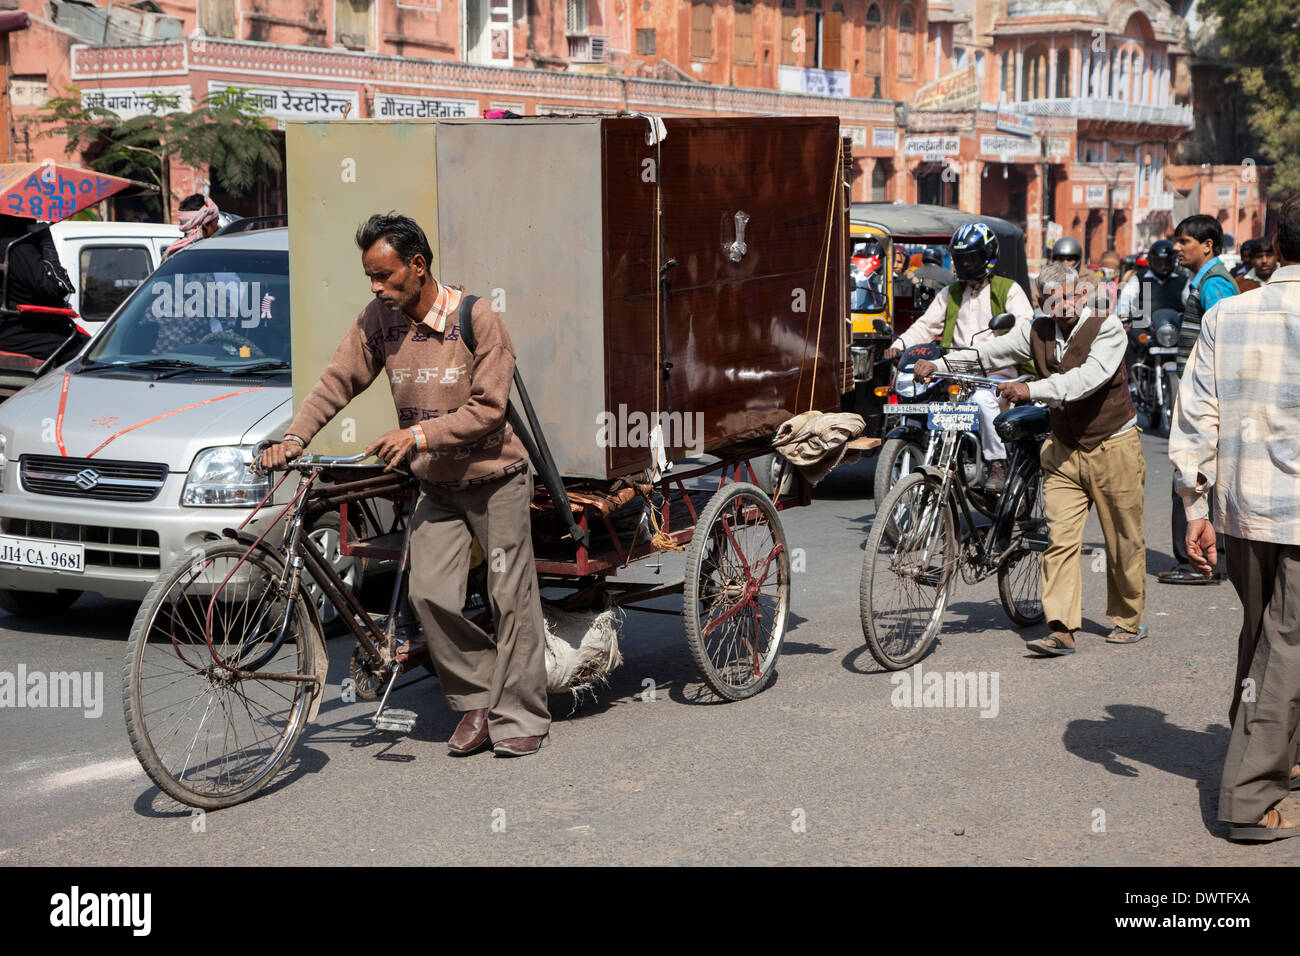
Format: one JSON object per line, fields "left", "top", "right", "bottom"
{"left": 875, "top": 339, "right": 1002, "bottom": 521}
{"left": 1126, "top": 306, "right": 1181, "bottom": 437}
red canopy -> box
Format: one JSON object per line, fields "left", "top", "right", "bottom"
{"left": 0, "top": 161, "right": 153, "bottom": 223}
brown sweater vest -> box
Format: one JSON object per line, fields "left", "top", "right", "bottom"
{"left": 1029, "top": 315, "right": 1135, "bottom": 451}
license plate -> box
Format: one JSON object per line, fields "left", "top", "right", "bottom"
{"left": 0, "top": 535, "right": 84, "bottom": 573}
{"left": 927, "top": 403, "right": 980, "bottom": 431}
{"left": 881, "top": 404, "right": 933, "bottom": 415}
{"left": 1148, "top": 346, "right": 1179, "bottom": 355}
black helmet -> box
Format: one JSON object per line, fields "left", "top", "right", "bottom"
{"left": 1148, "top": 239, "right": 1176, "bottom": 278}
{"left": 1050, "top": 236, "right": 1083, "bottom": 264}
{"left": 921, "top": 246, "right": 945, "bottom": 266}
{"left": 949, "top": 222, "right": 998, "bottom": 283}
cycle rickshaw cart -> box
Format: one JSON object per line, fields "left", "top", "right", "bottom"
{"left": 121, "top": 114, "right": 852, "bottom": 809}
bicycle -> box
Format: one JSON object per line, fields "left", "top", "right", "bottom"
{"left": 859, "top": 362, "right": 1050, "bottom": 671}
{"left": 121, "top": 447, "right": 468, "bottom": 809}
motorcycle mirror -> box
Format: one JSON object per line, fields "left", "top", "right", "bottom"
{"left": 988, "top": 312, "right": 1016, "bottom": 332}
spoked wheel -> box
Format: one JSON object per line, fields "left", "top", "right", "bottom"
{"left": 997, "top": 470, "right": 1047, "bottom": 626}
{"left": 684, "top": 482, "right": 790, "bottom": 701}
{"left": 123, "top": 541, "right": 321, "bottom": 810}
{"left": 873, "top": 437, "right": 926, "bottom": 542}
{"left": 303, "top": 511, "right": 364, "bottom": 635}
{"left": 860, "top": 471, "right": 958, "bottom": 670}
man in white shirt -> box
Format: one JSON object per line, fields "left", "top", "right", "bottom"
{"left": 915, "top": 262, "right": 1147, "bottom": 656}
{"left": 883, "top": 222, "right": 1033, "bottom": 492}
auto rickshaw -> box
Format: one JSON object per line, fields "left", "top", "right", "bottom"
{"left": 842, "top": 203, "right": 1029, "bottom": 447}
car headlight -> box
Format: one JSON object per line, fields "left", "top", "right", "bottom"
{"left": 1156, "top": 323, "right": 1179, "bottom": 348}
{"left": 182, "top": 445, "right": 270, "bottom": 507}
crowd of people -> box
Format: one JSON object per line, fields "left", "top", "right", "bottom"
{"left": 903, "top": 204, "right": 1300, "bottom": 842}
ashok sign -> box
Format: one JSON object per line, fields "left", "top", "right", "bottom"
{"left": 913, "top": 66, "right": 979, "bottom": 112}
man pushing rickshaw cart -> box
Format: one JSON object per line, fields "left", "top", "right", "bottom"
{"left": 121, "top": 115, "right": 856, "bottom": 808}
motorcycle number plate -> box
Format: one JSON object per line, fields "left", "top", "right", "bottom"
{"left": 927, "top": 403, "right": 979, "bottom": 432}
{"left": 1147, "top": 346, "right": 1179, "bottom": 355}
{"left": 881, "top": 404, "right": 932, "bottom": 415}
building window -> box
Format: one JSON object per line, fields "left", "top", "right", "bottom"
{"left": 897, "top": 4, "right": 914, "bottom": 77}
{"left": 197, "top": 0, "right": 237, "bottom": 38}
{"left": 734, "top": 3, "right": 754, "bottom": 63}
{"left": 336, "top": 0, "right": 374, "bottom": 50}
{"left": 1056, "top": 46, "right": 1070, "bottom": 97}
{"left": 864, "top": 3, "right": 883, "bottom": 80}
{"left": 781, "top": 0, "right": 798, "bottom": 66}
{"left": 566, "top": 0, "right": 588, "bottom": 34}
{"left": 637, "top": 28, "right": 655, "bottom": 55}
{"left": 822, "top": 2, "right": 843, "bottom": 70}
{"left": 1001, "top": 50, "right": 1014, "bottom": 101}
{"left": 871, "top": 161, "right": 889, "bottom": 201}
{"left": 690, "top": 0, "right": 713, "bottom": 59}
{"left": 804, "top": 0, "right": 822, "bottom": 69}
{"left": 1022, "top": 43, "right": 1047, "bottom": 100}
{"left": 1110, "top": 48, "right": 1119, "bottom": 98}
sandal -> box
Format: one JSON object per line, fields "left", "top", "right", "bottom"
{"left": 1291, "top": 765, "right": 1300, "bottom": 791}
{"left": 1106, "top": 625, "right": 1149, "bottom": 645}
{"left": 1229, "top": 798, "right": 1300, "bottom": 842}
{"left": 1026, "top": 633, "right": 1076, "bottom": 656}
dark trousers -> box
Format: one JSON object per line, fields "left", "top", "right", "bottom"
{"left": 1219, "top": 536, "right": 1300, "bottom": 823}
{"left": 1170, "top": 477, "right": 1226, "bottom": 573}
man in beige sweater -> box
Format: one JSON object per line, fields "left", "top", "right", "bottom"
{"left": 260, "top": 213, "right": 550, "bottom": 757}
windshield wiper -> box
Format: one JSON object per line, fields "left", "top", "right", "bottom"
{"left": 224, "top": 361, "right": 291, "bottom": 376}
{"left": 78, "top": 358, "right": 209, "bottom": 379}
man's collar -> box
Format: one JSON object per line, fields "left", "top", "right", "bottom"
{"left": 1267, "top": 264, "right": 1300, "bottom": 283}
{"left": 1191, "top": 257, "right": 1221, "bottom": 286}
{"left": 415, "top": 279, "right": 456, "bottom": 333}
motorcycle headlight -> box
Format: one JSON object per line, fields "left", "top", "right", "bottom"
{"left": 1156, "top": 323, "right": 1179, "bottom": 347}
{"left": 894, "top": 370, "right": 925, "bottom": 399}
{"left": 182, "top": 445, "right": 270, "bottom": 507}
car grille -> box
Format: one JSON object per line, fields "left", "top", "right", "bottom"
{"left": 1, "top": 519, "right": 161, "bottom": 570}
{"left": 19, "top": 455, "right": 169, "bottom": 502}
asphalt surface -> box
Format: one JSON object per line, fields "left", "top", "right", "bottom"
{"left": 1, "top": 427, "right": 1291, "bottom": 866}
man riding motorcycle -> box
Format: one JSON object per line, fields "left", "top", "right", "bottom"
{"left": 1034, "top": 236, "right": 1107, "bottom": 313}
{"left": 1114, "top": 238, "right": 1188, "bottom": 400}
{"left": 883, "top": 222, "right": 1033, "bottom": 493}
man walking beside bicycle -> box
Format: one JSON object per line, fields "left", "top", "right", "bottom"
{"left": 259, "top": 213, "right": 551, "bottom": 758}
{"left": 914, "top": 261, "right": 1148, "bottom": 656}
{"left": 883, "top": 222, "right": 1033, "bottom": 493}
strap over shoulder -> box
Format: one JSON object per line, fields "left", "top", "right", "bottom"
{"left": 458, "top": 293, "right": 479, "bottom": 353}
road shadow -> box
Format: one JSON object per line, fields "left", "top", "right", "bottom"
{"left": 1062, "top": 703, "right": 1230, "bottom": 836}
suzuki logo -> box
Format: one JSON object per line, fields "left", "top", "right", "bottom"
{"left": 74, "top": 468, "right": 100, "bottom": 491}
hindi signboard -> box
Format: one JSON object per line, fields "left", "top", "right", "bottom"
{"left": 995, "top": 108, "right": 1035, "bottom": 137}
{"left": 374, "top": 93, "right": 478, "bottom": 119}
{"left": 1085, "top": 184, "right": 1108, "bottom": 207}
{"left": 904, "top": 135, "right": 961, "bottom": 160}
{"left": 81, "top": 85, "right": 193, "bottom": 120}
{"left": 979, "top": 133, "right": 1041, "bottom": 159}
{"left": 912, "top": 65, "right": 979, "bottom": 112}
{"left": 778, "top": 65, "right": 852, "bottom": 98}
{"left": 208, "top": 82, "right": 359, "bottom": 122}
{"left": 872, "top": 126, "right": 896, "bottom": 150}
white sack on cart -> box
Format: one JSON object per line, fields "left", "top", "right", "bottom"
{"left": 542, "top": 603, "right": 623, "bottom": 699}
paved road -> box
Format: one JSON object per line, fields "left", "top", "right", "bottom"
{"left": 1, "top": 430, "right": 1292, "bottom": 865}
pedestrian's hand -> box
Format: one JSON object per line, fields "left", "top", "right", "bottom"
{"left": 365, "top": 428, "right": 418, "bottom": 472}
{"left": 997, "top": 380, "right": 1031, "bottom": 404}
{"left": 1186, "top": 518, "right": 1218, "bottom": 577}
{"left": 259, "top": 437, "right": 302, "bottom": 472}
{"left": 883, "top": 346, "right": 901, "bottom": 361}
{"left": 913, "top": 358, "right": 936, "bottom": 381}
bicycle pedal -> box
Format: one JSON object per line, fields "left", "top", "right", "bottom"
{"left": 373, "top": 708, "right": 417, "bottom": 734}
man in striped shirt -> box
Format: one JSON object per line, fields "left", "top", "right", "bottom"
{"left": 1169, "top": 194, "right": 1300, "bottom": 840}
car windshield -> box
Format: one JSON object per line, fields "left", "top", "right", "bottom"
{"left": 86, "top": 247, "right": 290, "bottom": 369}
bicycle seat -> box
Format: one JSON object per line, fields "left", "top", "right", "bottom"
{"left": 994, "top": 404, "right": 1050, "bottom": 443}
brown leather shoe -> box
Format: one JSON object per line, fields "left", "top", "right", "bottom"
{"left": 493, "top": 733, "right": 549, "bottom": 757}
{"left": 447, "top": 709, "right": 490, "bottom": 756}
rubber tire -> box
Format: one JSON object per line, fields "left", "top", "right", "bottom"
{"left": 861, "top": 471, "right": 957, "bottom": 671}
{"left": 0, "top": 588, "right": 82, "bottom": 617}
{"left": 752, "top": 452, "right": 793, "bottom": 500}
{"left": 683, "top": 481, "right": 789, "bottom": 701}
{"left": 122, "top": 541, "right": 318, "bottom": 810}
{"left": 1160, "top": 369, "right": 1179, "bottom": 437}
{"left": 996, "top": 470, "right": 1046, "bottom": 627}
{"left": 873, "top": 436, "right": 926, "bottom": 505}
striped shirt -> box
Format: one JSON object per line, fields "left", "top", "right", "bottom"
{"left": 1169, "top": 264, "right": 1300, "bottom": 541}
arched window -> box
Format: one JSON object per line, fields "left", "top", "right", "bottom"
{"left": 1001, "top": 49, "right": 1015, "bottom": 101}
{"left": 1110, "top": 48, "right": 1120, "bottom": 98}
{"left": 1121, "top": 48, "right": 1131, "bottom": 101}
{"left": 1022, "top": 43, "right": 1048, "bottom": 100}
{"left": 871, "top": 161, "right": 889, "bottom": 202}
{"left": 864, "top": 3, "right": 883, "bottom": 79}
{"left": 1056, "top": 45, "right": 1071, "bottom": 97}
{"left": 898, "top": 4, "right": 915, "bottom": 77}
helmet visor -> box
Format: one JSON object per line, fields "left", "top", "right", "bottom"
{"left": 951, "top": 250, "right": 989, "bottom": 281}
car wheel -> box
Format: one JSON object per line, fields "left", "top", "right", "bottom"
{"left": 0, "top": 589, "right": 83, "bottom": 617}
{"left": 304, "top": 512, "right": 365, "bottom": 635}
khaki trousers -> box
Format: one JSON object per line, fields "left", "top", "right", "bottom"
{"left": 1039, "top": 427, "right": 1146, "bottom": 632}
{"left": 408, "top": 470, "right": 551, "bottom": 740}
{"left": 1219, "top": 536, "right": 1300, "bottom": 823}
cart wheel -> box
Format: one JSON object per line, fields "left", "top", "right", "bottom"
{"left": 684, "top": 481, "right": 790, "bottom": 701}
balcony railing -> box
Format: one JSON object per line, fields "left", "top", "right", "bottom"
{"left": 1015, "top": 97, "right": 1193, "bottom": 128}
